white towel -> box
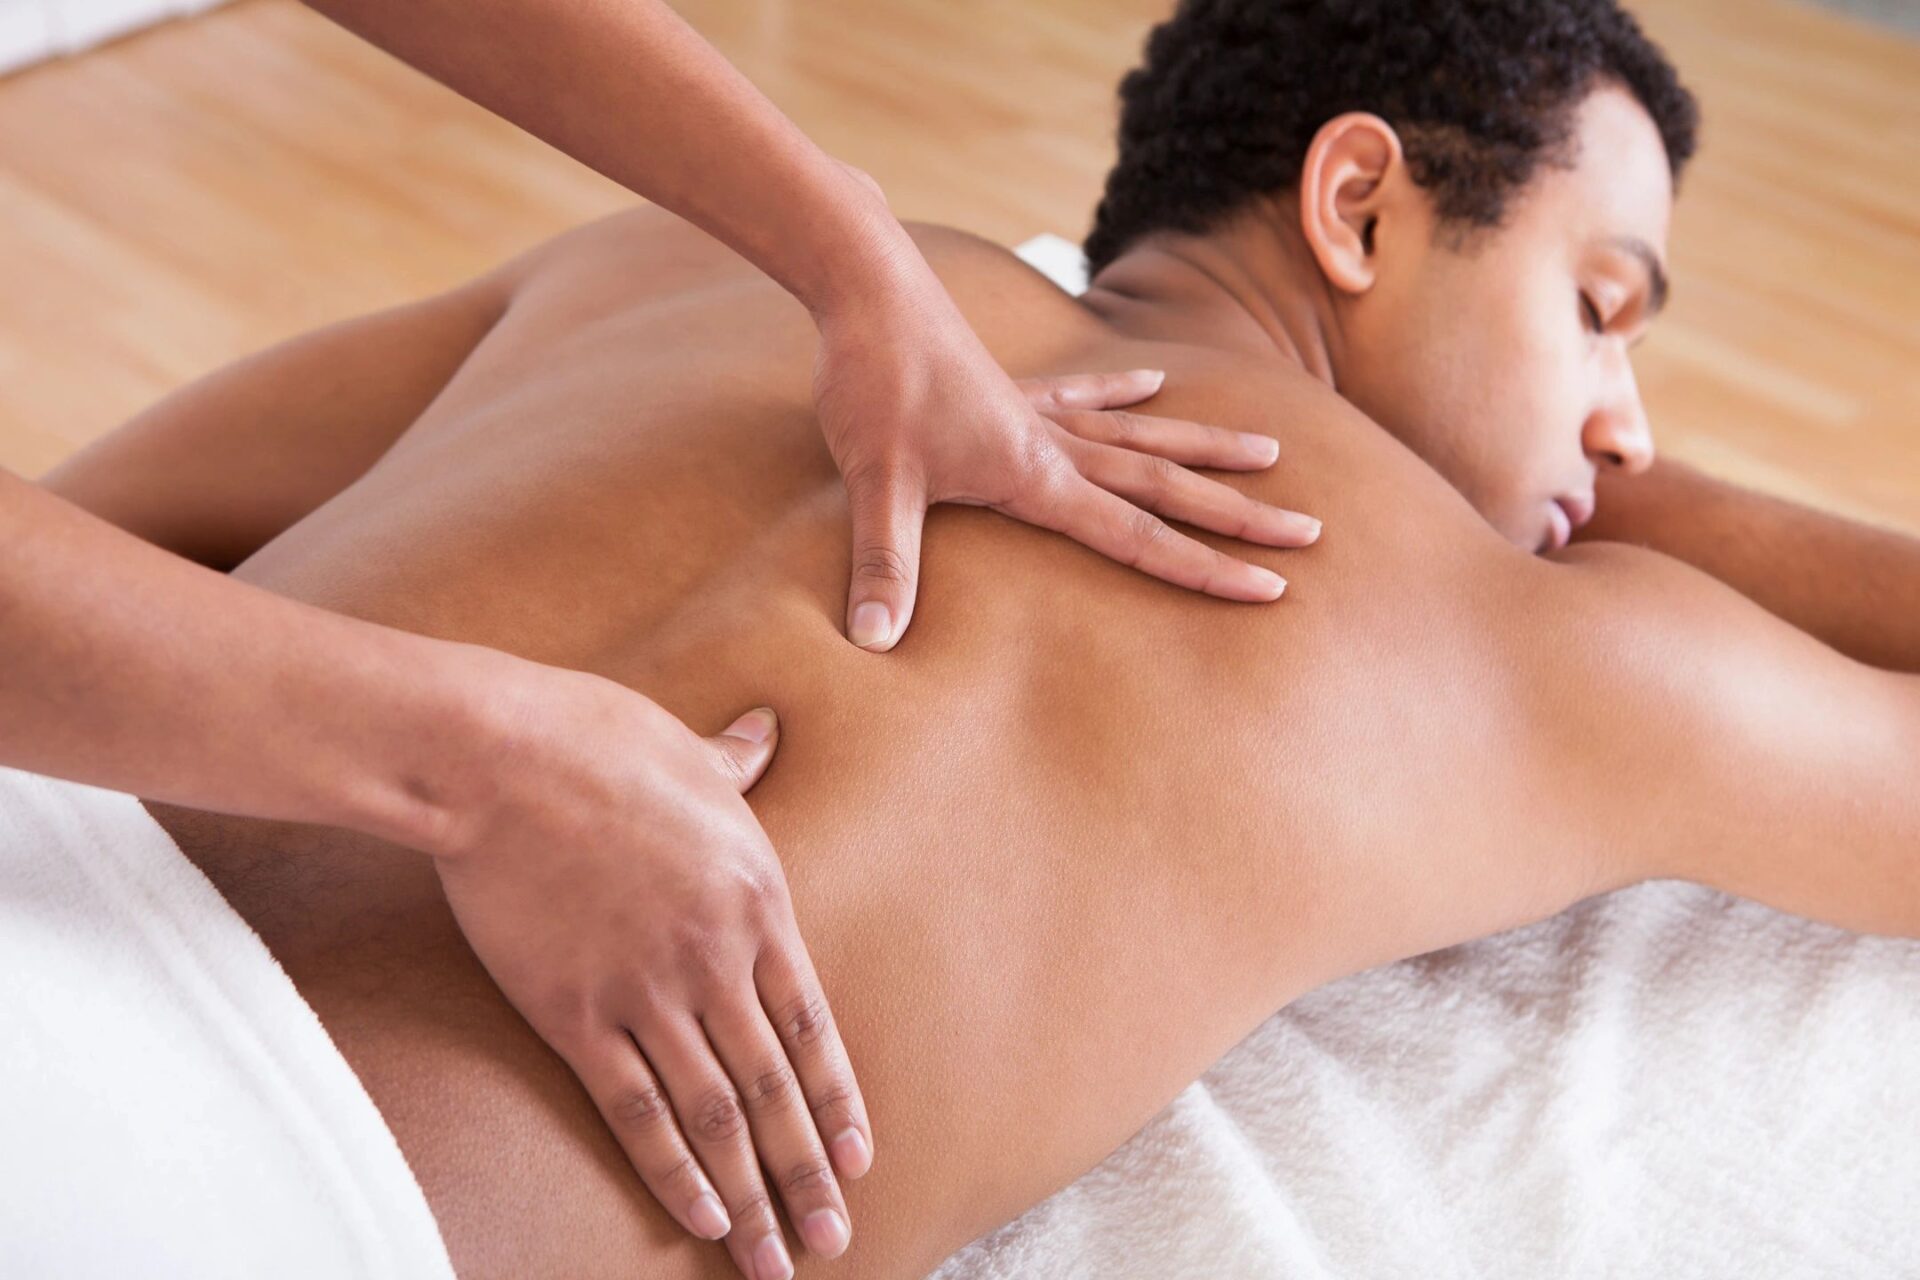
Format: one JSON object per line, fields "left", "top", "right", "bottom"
{"left": 1012, "top": 231, "right": 1093, "bottom": 297}
{"left": 935, "top": 234, "right": 1920, "bottom": 1279}
{"left": 0, "top": 767, "right": 455, "bottom": 1280}
{"left": 930, "top": 878, "right": 1920, "bottom": 1278}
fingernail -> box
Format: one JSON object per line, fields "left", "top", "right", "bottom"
{"left": 1241, "top": 433, "right": 1280, "bottom": 464}
{"left": 1129, "top": 368, "right": 1167, "bottom": 390}
{"left": 689, "top": 1193, "right": 730, "bottom": 1239}
{"left": 801, "top": 1208, "right": 850, "bottom": 1258}
{"left": 1291, "top": 514, "right": 1323, "bottom": 542}
{"left": 829, "top": 1127, "right": 872, "bottom": 1178}
{"left": 1252, "top": 568, "right": 1287, "bottom": 599}
{"left": 849, "top": 601, "right": 892, "bottom": 650}
{"left": 724, "top": 707, "right": 778, "bottom": 744}
{"left": 754, "top": 1234, "right": 794, "bottom": 1280}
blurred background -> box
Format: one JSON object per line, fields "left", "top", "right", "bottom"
{"left": 0, "top": 0, "right": 1914, "bottom": 532}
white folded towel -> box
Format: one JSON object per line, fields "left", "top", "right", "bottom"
{"left": 938, "top": 233, "right": 1920, "bottom": 1279}
{"left": 0, "top": 767, "right": 454, "bottom": 1280}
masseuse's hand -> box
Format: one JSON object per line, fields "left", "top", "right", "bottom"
{"left": 812, "top": 271, "right": 1321, "bottom": 652}
{"left": 429, "top": 670, "right": 868, "bottom": 1280}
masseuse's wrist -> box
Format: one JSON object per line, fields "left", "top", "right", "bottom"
{"left": 356, "top": 641, "right": 684, "bottom": 868}
{"left": 790, "top": 163, "right": 939, "bottom": 323}
{"left": 319, "top": 634, "right": 546, "bottom": 863}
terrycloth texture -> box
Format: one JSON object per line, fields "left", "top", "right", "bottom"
{"left": 929, "top": 235, "right": 1920, "bottom": 1279}
{"left": 0, "top": 767, "right": 455, "bottom": 1280}
{"left": 930, "top": 880, "right": 1920, "bottom": 1278}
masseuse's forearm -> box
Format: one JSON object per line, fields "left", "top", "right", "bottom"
{"left": 0, "top": 467, "right": 507, "bottom": 855}
{"left": 1577, "top": 459, "right": 1920, "bottom": 672}
{"left": 300, "top": 0, "right": 919, "bottom": 315}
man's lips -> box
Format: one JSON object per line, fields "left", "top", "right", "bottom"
{"left": 1557, "top": 491, "right": 1596, "bottom": 530}
{"left": 1543, "top": 492, "right": 1595, "bottom": 553}
{"left": 1544, "top": 501, "right": 1572, "bottom": 552}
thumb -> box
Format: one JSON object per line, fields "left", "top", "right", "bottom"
{"left": 704, "top": 706, "right": 780, "bottom": 794}
{"left": 844, "top": 467, "right": 928, "bottom": 653}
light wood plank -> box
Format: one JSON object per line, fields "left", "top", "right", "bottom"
{"left": 0, "top": 0, "right": 1913, "bottom": 531}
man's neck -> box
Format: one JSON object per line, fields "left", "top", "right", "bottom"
{"left": 1076, "top": 199, "right": 1344, "bottom": 390}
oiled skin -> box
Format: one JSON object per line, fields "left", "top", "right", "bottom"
{"left": 145, "top": 207, "right": 1616, "bottom": 1279}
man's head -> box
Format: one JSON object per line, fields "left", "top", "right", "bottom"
{"left": 1085, "top": 1, "right": 1699, "bottom": 552}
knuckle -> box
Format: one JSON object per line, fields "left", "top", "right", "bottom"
{"left": 853, "top": 543, "right": 914, "bottom": 588}
{"left": 659, "top": 1152, "right": 706, "bottom": 1196}
{"left": 1201, "top": 548, "right": 1238, "bottom": 593}
{"left": 771, "top": 989, "right": 833, "bottom": 1049}
{"left": 1022, "top": 377, "right": 1067, "bottom": 412}
{"left": 725, "top": 1188, "right": 775, "bottom": 1227}
{"left": 606, "top": 1080, "right": 673, "bottom": 1132}
{"left": 753, "top": 857, "right": 791, "bottom": 899}
{"left": 689, "top": 862, "right": 779, "bottom": 924}
{"left": 781, "top": 1158, "right": 837, "bottom": 1198}
{"left": 1140, "top": 454, "right": 1182, "bottom": 504}
{"left": 1023, "top": 440, "right": 1078, "bottom": 504}
{"left": 837, "top": 454, "right": 893, "bottom": 496}
{"left": 730, "top": 860, "right": 783, "bottom": 913}
{"left": 1225, "top": 493, "right": 1260, "bottom": 539}
{"left": 809, "top": 1079, "right": 859, "bottom": 1129}
{"left": 1103, "top": 408, "right": 1139, "bottom": 445}
{"left": 692, "top": 1083, "right": 748, "bottom": 1143}
{"left": 710, "top": 744, "right": 753, "bottom": 788}
{"left": 1011, "top": 418, "right": 1059, "bottom": 473}
{"left": 1123, "top": 507, "right": 1171, "bottom": 563}
{"left": 742, "top": 1062, "right": 800, "bottom": 1114}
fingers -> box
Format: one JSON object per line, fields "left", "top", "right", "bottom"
{"left": 1018, "top": 367, "right": 1166, "bottom": 413}
{"left": 842, "top": 464, "right": 929, "bottom": 653}
{"left": 1068, "top": 440, "right": 1322, "bottom": 548}
{"left": 1012, "top": 475, "right": 1292, "bottom": 601}
{"left": 641, "top": 1014, "right": 803, "bottom": 1280}
{"left": 1050, "top": 407, "right": 1281, "bottom": 472}
{"left": 757, "top": 939, "right": 873, "bottom": 1183}
{"left": 571, "top": 1032, "right": 736, "bottom": 1246}
{"left": 704, "top": 985, "right": 856, "bottom": 1268}
{"left": 704, "top": 707, "right": 781, "bottom": 795}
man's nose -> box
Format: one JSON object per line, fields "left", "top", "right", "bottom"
{"left": 1583, "top": 358, "right": 1655, "bottom": 476}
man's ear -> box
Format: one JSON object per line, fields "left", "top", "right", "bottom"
{"left": 1298, "top": 112, "right": 1404, "bottom": 296}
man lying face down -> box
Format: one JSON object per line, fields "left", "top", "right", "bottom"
{"left": 47, "top": 1, "right": 1920, "bottom": 1277}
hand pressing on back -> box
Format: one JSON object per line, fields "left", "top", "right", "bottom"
{"left": 811, "top": 268, "right": 1318, "bottom": 651}
{"left": 428, "top": 660, "right": 868, "bottom": 1280}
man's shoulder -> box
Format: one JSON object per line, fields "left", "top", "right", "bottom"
{"left": 494, "top": 204, "right": 771, "bottom": 306}
{"left": 900, "top": 221, "right": 1039, "bottom": 274}
{"left": 898, "top": 221, "right": 1112, "bottom": 354}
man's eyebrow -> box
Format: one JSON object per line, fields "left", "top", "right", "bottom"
{"left": 1610, "top": 235, "right": 1670, "bottom": 316}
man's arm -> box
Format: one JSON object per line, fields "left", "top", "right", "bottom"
{"left": 1574, "top": 458, "right": 1920, "bottom": 673}
{"left": 41, "top": 271, "right": 510, "bottom": 568}
{"left": 1537, "top": 541, "right": 1919, "bottom": 938}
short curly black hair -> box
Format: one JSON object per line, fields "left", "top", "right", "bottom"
{"left": 1083, "top": 0, "right": 1699, "bottom": 275}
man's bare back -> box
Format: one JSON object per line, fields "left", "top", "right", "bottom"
{"left": 45, "top": 148, "right": 1908, "bottom": 1273}
{"left": 109, "top": 202, "right": 1625, "bottom": 1278}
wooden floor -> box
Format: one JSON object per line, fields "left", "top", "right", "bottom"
{"left": 1, "top": 0, "right": 1914, "bottom": 532}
